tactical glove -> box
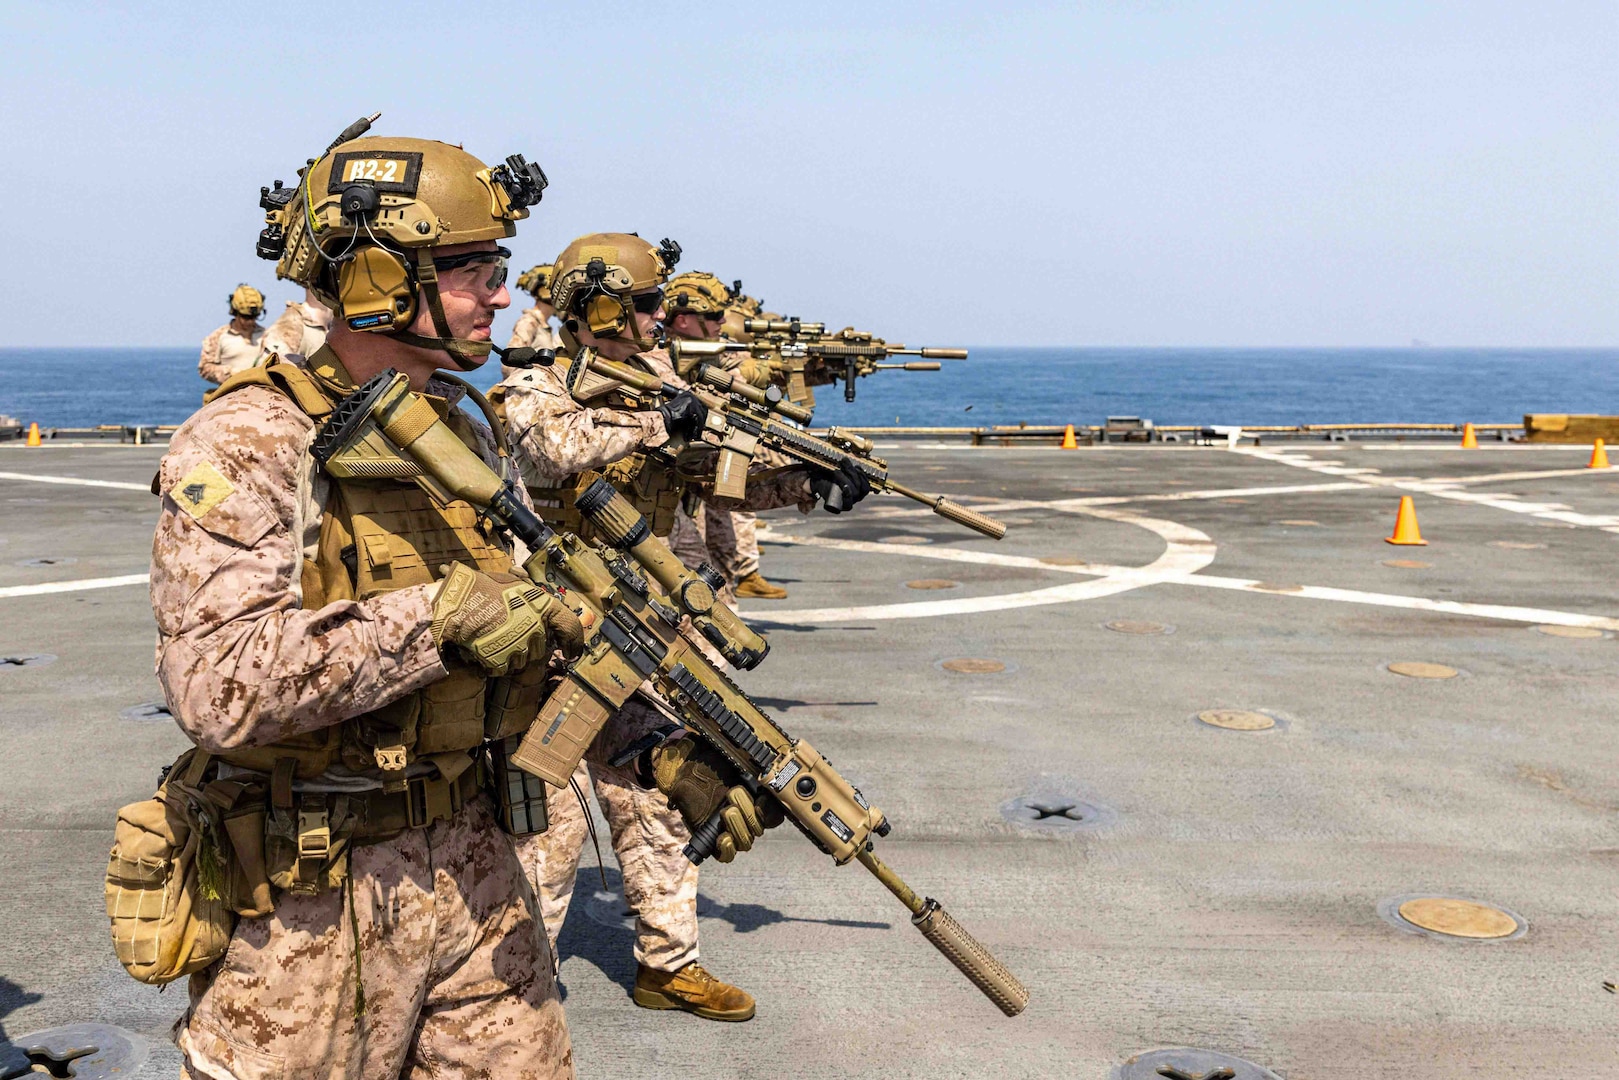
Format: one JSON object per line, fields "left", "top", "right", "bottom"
{"left": 656, "top": 391, "right": 710, "bottom": 440}
{"left": 646, "top": 738, "right": 783, "bottom": 863}
{"left": 810, "top": 460, "right": 873, "bottom": 514}
{"left": 430, "top": 562, "right": 580, "bottom": 676}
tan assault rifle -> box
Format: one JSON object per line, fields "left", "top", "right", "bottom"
{"left": 742, "top": 321, "right": 967, "bottom": 407}
{"left": 583, "top": 343, "right": 1005, "bottom": 540}
{"left": 309, "top": 369, "right": 1030, "bottom": 1017}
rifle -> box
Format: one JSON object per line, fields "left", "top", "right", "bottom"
{"left": 744, "top": 322, "right": 966, "bottom": 405}
{"left": 591, "top": 343, "right": 1006, "bottom": 540}
{"left": 309, "top": 369, "right": 1031, "bottom": 1017}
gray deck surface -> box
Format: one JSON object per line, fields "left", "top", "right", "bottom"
{"left": 2, "top": 439, "right": 1615, "bottom": 1078}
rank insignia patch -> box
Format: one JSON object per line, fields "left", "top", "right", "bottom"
{"left": 170, "top": 461, "right": 235, "bottom": 521}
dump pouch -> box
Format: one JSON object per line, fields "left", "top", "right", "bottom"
{"left": 104, "top": 750, "right": 235, "bottom": 985}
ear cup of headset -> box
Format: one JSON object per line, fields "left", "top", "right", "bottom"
{"left": 584, "top": 293, "right": 627, "bottom": 337}
{"left": 337, "top": 247, "right": 417, "bottom": 331}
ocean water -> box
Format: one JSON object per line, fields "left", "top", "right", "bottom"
{"left": 2, "top": 346, "right": 1615, "bottom": 430}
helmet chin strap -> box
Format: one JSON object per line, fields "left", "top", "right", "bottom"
{"left": 389, "top": 249, "right": 493, "bottom": 371}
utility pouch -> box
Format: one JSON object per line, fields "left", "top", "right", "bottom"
{"left": 265, "top": 792, "right": 355, "bottom": 896}
{"left": 104, "top": 749, "right": 235, "bottom": 985}
{"left": 485, "top": 663, "right": 551, "bottom": 741}
{"left": 219, "top": 795, "right": 275, "bottom": 918}
{"left": 488, "top": 735, "right": 549, "bottom": 836}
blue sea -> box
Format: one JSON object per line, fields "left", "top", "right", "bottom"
{"left": 2, "top": 347, "right": 1615, "bottom": 430}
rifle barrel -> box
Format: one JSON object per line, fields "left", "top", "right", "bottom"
{"left": 889, "top": 347, "right": 969, "bottom": 360}
{"left": 855, "top": 848, "right": 1030, "bottom": 1017}
{"left": 885, "top": 481, "right": 1007, "bottom": 539}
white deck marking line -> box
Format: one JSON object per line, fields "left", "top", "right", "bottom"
{"left": 0, "top": 573, "right": 150, "bottom": 599}
{"left": 761, "top": 533, "right": 1104, "bottom": 574}
{"left": 1423, "top": 467, "right": 1603, "bottom": 485}
{"left": 756, "top": 531, "right": 1619, "bottom": 630}
{"left": 1233, "top": 448, "right": 1619, "bottom": 530}
{"left": 1179, "top": 575, "right": 1619, "bottom": 631}
{"left": 0, "top": 470, "right": 150, "bottom": 492}
{"left": 849, "top": 480, "right": 1373, "bottom": 521}
{"left": 748, "top": 505, "right": 1214, "bottom": 623}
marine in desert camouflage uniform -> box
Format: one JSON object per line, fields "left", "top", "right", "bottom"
{"left": 664, "top": 272, "right": 787, "bottom": 601}
{"left": 197, "top": 284, "right": 267, "bottom": 385}
{"left": 494, "top": 234, "right": 870, "bottom": 1023}
{"left": 259, "top": 287, "right": 333, "bottom": 360}
{"left": 153, "top": 129, "right": 610, "bottom": 1079}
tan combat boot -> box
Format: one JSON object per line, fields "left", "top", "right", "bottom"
{"left": 734, "top": 571, "right": 788, "bottom": 600}
{"left": 633, "top": 962, "right": 756, "bottom": 1021}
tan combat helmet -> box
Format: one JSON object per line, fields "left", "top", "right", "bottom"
{"left": 665, "top": 271, "right": 732, "bottom": 317}
{"left": 550, "top": 232, "right": 680, "bottom": 349}
{"left": 255, "top": 114, "right": 547, "bottom": 368}
{"left": 515, "top": 263, "right": 555, "bottom": 302}
{"left": 229, "top": 284, "right": 264, "bottom": 319}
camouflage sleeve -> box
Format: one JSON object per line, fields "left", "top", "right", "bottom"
{"left": 683, "top": 444, "right": 816, "bottom": 513}
{"left": 197, "top": 327, "right": 228, "bottom": 384}
{"left": 803, "top": 357, "right": 837, "bottom": 388}
{"left": 150, "top": 386, "right": 448, "bottom": 753}
{"left": 710, "top": 467, "right": 817, "bottom": 513}
{"left": 508, "top": 309, "right": 540, "bottom": 349}
{"left": 498, "top": 365, "right": 668, "bottom": 484}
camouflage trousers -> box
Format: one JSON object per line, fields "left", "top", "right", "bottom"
{"left": 704, "top": 508, "right": 761, "bottom": 581}
{"left": 511, "top": 750, "right": 700, "bottom": 973}
{"left": 178, "top": 795, "right": 572, "bottom": 1080}
{"left": 669, "top": 506, "right": 760, "bottom": 606}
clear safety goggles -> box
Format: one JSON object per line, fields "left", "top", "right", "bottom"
{"left": 432, "top": 245, "right": 512, "bottom": 292}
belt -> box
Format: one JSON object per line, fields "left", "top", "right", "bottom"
{"left": 352, "top": 766, "right": 484, "bottom": 842}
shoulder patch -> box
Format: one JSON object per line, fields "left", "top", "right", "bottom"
{"left": 170, "top": 461, "right": 235, "bottom": 521}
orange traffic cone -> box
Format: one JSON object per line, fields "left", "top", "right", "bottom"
{"left": 1460, "top": 423, "right": 1478, "bottom": 449}
{"left": 1385, "top": 496, "right": 1427, "bottom": 545}
{"left": 1060, "top": 424, "right": 1078, "bottom": 449}
{"left": 1588, "top": 438, "right": 1610, "bottom": 469}
{"left": 25, "top": 422, "right": 41, "bottom": 447}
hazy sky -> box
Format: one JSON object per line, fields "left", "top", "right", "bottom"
{"left": 1, "top": 1, "right": 1613, "bottom": 348}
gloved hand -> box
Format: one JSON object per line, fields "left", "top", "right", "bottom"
{"left": 543, "top": 602, "right": 587, "bottom": 662}
{"left": 810, "top": 460, "right": 873, "bottom": 514}
{"left": 656, "top": 390, "right": 710, "bottom": 440}
{"left": 430, "top": 562, "right": 576, "bottom": 676}
{"left": 646, "top": 738, "right": 783, "bottom": 863}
